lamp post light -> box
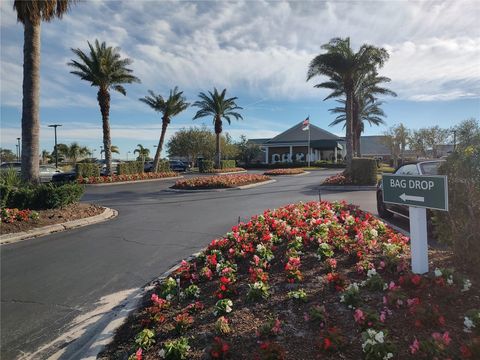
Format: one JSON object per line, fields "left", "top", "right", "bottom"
{"left": 48, "top": 125, "right": 62, "bottom": 168}
{"left": 100, "top": 146, "right": 103, "bottom": 160}
{"left": 127, "top": 151, "right": 131, "bottom": 161}
{"left": 16, "top": 144, "right": 20, "bottom": 161}
{"left": 16, "top": 137, "right": 21, "bottom": 161}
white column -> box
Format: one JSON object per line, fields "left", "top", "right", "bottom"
{"left": 334, "top": 147, "right": 337, "bottom": 163}
{"left": 409, "top": 207, "right": 429, "bottom": 274}
{"left": 265, "top": 147, "right": 269, "bottom": 164}
{"left": 289, "top": 146, "right": 293, "bottom": 162}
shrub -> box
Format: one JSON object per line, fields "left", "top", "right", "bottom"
{"left": 434, "top": 145, "right": 480, "bottom": 275}
{"left": 220, "top": 160, "right": 236, "bottom": 169}
{"left": 157, "top": 160, "right": 171, "bottom": 173}
{"left": 0, "top": 167, "right": 22, "bottom": 187}
{"left": 117, "top": 161, "right": 143, "bottom": 175}
{"left": 4, "top": 183, "right": 84, "bottom": 210}
{"left": 350, "top": 158, "right": 377, "bottom": 185}
{"left": 199, "top": 160, "right": 215, "bottom": 173}
{"left": 76, "top": 163, "right": 100, "bottom": 178}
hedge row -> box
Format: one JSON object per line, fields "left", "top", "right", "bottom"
{"left": 220, "top": 160, "right": 236, "bottom": 169}
{"left": 245, "top": 161, "right": 346, "bottom": 169}
{"left": 0, "top": 183, "right": 84, "bottom": 210}
{"left": 199, "top": 160, "right": 215, "bottom": 173}
{"left": 118, "top": 161, "right": 144, "bottom": 175}
{"left": 76, "top": 163, "right": 100, "bottom": 178}
{"left": 350, "top": 158, "right": 377, "bottom": 185}
{"left": 156, "top": 160, "right": 171, "bottom": 173}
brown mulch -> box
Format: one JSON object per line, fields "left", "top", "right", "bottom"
{"left": 0, "top": 203, "right": 104, "bottom": 235}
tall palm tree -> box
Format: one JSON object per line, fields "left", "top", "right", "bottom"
{"left": 41, "top": 149, "right": 51, "bottom": 164}
{"left": 134, "top": 144, "right": 150, "bottom": 162}
{"left": 101, "top": 145, "right": 120, "bottom": 155}
{"left": 13, "top": 0, "right": 76, "bottom": 183}
{"left": 68, "top": 40, "right": 140, "bottom": 175}
{"left": 192, "top": 88, "right": 243, "bottom": 168}
{"left": 139, "top": 87, "right": 189, "bottom": 172}
{"left": 307, "top": 37, "right": 389, "bottom": 171}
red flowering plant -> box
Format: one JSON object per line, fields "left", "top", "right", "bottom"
{"left": 263, "top": 168, "right": 305, "bottom": 176}
{"left": 77, "top": 171, "right": 178, "bottom": 184}
{"left": 318, "top": 327, "right": 346, "bottom": 352}
{"left": 408, "top": 301, "right": 446, "bottom": 328}
{"left": 257, "top": 316, "right": 282, "bottom": 338}
{"left": 173, "top": 312, "right": 194, "bottom": 334}
{"left": 173, "top": 174, "right": 271, "bottom": 190}
{"left": 321, "top": 172, "right": 353, "bottom": 185}
{"left": 409, "top": 331, "right": 452, "bottom": 358}
{"left": 209, "top": 336, "right": 230, "bottom": 359}
{"left": 1, "top": 208, "right": 39, "bottom": 223}
{"left": 284, "top": 256, "right": 303, "bottom": 283}
{"left": 255, "top": 341, "right": 286, "bottom": 360}
{"left": 326, "top": 272, "right": 348, "bottom": 292}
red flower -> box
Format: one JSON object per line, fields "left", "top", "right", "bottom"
{"left": 323, "top": 338, "right": 332, "bottom": 350}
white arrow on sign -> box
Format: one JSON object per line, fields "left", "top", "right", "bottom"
{"left": 399, "top": 193, "right": 425, "bottom": 202}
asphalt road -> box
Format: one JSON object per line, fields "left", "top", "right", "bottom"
{"left": 1, "top": 169, "right": 389, "bottom": 359}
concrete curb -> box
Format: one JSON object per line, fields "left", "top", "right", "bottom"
{"left": 82, "top": 251, "right": 205, "bottom": 360}
{"left": 164, "top": 179, "right": 277, "bottom": 192}
{"left": 86, "top": 176, "right": 182, "bottom": 187}
{"left": 0, "top": 207, "right": 118, "bottom": 245}
{"left": 318, "top": 185, "right": 377, "bottom": 191}
{"left": 202, "top": 170, "right": 248, "bottom": 175}
{"left": 264, "top": 171, "right": 310, "bottom": 177}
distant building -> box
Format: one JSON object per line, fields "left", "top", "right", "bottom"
{"left": 249, "top": 121, "right": 343, "bottom": 164}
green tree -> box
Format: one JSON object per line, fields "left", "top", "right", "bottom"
{"left": 167, "top": 126, "right": 216, "bottom": 164}
{"left": 453, "top": 118, "right": 480, "bottom": 150}
{"left": 236, "top": 135, "right": 262, "bottom": 165}
{"left": 68, "top": 40, "right": 140, "bottom": 175}
{"left": 408, "top": 129, "right": 428, "bottom": 159}
{"left": 134, "top": 144, "right": 150, "bottom": 162}
{"left": 14, "top": 0, "right": 76, "bottom": 182}
{"left": 0, "top": 148, "right": 17, "bottom": 163}
{"left": 41, "top": 149, "right": 51, "bottom": 164}
{"left": 221, "top": 133, "right": 238, "bottom": 160}
{"left": 192, "top": 88, "right": 243, "bottom": 168}
{"left": 382, "top": 124, "right": 409, "bottom": 168}
{"left": 139, "top": 87, "right": 189, "bottom": 172}
{"left": 59, "top": 142, "right": 91, "bottom": 166}
{"left": 307, "top": 38, "right": 390, "bottom": 171}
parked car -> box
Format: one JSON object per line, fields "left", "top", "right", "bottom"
{"left": 144, "top": 161, "right": 154, "bottom": 172}
{"left": 0, "top": 162, "right": 21, "bottom": 172}
{"left": 39, "top": 165, "right": 62, "bottom": 182}
{"left": 376, "top": 160, "right": 445, "bottom": 227}
{"left": 52, "top": 171, "right": 77, "bottom": 183}
{"left": 169, "top": 160, "right": 188, "bottom": 172}
{"left": 97, "top": 159, "right": 122, "bottom": 175}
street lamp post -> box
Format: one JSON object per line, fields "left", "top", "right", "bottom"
{"left": 48, "top": 124, "right": 62, "bottom": 168}
{"left": 16, "top": 137, "right": 21, "bottom": 161}
{"left": 16, "top": 144, "right": 19, "bottom": 161}
{"left": 127, "top": 151, "right": 131, "bottom": 161}
{"left": 100, "top": 146, "right": 103, "bottom": 160}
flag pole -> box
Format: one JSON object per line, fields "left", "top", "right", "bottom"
{"left": 307, "top": 115, "right": 311, "bottom": 167}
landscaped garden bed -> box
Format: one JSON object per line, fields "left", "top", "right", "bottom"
{"left": 264, "top": 168, "right": 305, "bottom": 176}
{"left": 172, "top": 174, "right": 271, "bottom": 190}
{"left": 0, "top": 203, "right": 104, "bottom": 235}
{"left": 204, "top": 168, "right": 246, "bottom": 174}
{"left": 77, "top": 172, "right": 179, "bottom": 184}
{"left": 99, "top": 201, "right": 479, "bottom": 360}
{"left": 322, "top": 172, "right": 353, "bottom": 185}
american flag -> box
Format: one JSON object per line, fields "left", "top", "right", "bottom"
{"left": 302, "top": 116, "right": 310, "bottom": 131}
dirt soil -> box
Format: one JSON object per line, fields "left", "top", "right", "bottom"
{"left": 0, "top": 203, "right": 104, "bottom": 235}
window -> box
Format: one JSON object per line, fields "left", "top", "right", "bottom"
{"left": 420, "top": 162, "right": 442, "bottom": 175}
{"left": 395, "top": 164, "right": 419, "bottom": 175}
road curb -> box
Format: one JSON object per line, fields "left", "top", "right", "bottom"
{"left": 164, "top": 179, "right": 276, "bottom": 192}
{"left": 264, "top": 171, "right": 310, "bottom": 177}
{"left": 85, "top": 176, "right": 182, "bottom": 186}
{"left": 318, "top": 185, "right": 377, "bottom": 191}
{"left": 201, "top": 170, "right": 248, "bottom": 175}
{"left": 82, "top": 251, "right": 205, "bottom": 360}
{"left": 0, "top": 207, "right": 118, "bottom": 245}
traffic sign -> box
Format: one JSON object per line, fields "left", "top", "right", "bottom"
{"left": 382, "top": 174, "right": 448, "bottom": 211}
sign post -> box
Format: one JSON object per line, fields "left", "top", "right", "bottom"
{"left": 382, "top": 174, "right": 448, "bottom": 274}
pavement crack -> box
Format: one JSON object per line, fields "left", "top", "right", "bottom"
{"left": 1, "top": 298, "right": 81, "bottom": 311}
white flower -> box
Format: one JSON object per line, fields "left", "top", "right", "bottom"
{"left": 158, "top": 349, "right": 165, "bottom": 358}
{"left": 447, "top": 275, "right": 454, "bottom": 285}
{"left": 374, "top": 331, "right": 385, "bottom": 344}
{"left": 383, "top": 353, "right": 393, "bottom": 360}
{"left": 370, "top": 229, "right": 378, "bottom": 238}
{"left": 462, "top": 279, "right": 472, "bottom": 292}
{"left": 367, "top": 269, "right": 377, "bottom": 278}
{"left": 340, "top": 295, "right": 345, "bottom": 303}
{"left": 434, "top": 268, "right": 442, "bottom": 277}
{"left": 166, "top": 294, "right": 173, "bottom": 301}
{"left": 464, "top": 316, "right": 475, "bottom": 332}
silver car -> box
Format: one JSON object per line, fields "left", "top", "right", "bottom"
{"left": 39, "top": 165, "right": 63, "bottom": 182}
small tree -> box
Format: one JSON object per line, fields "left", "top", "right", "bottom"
{"left": 236, "top": 135, "right": 261, "bottom": 165}
{"left": 382, "top": 124, "right": 409, "bottom": 168}
{"left": 167, "top": 126, "right": 216, "bottom": 165}
{"left": 0, "top": 148, "right": 17, "bottom": 163}
{"left": 424, "top": 126, "right": 450, "bottom": 158}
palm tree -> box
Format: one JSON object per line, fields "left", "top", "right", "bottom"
{"left": 13, "top": 0, "right": 76, "bottom": 183}
{"left": 139, "top": 87, "right": 189, "bottom": 172}
{"left": 68, "top": 40, "right": 140, "bottom": 175}
{"left": 41, "top": 150, "right": 51, "bottom": 164}
{"left": 101, "top": 145, "right": 120, "bottom": 156}
{"left": 307, "top": 37, "right": 389, "bottom": 171}
{"left": 60, "top": 142, "right": 91, "bottom": 166}
{"left": 134, "top": 144, "right": 150, "bottom": 162}
{"left": 192, "top": 88, "right": 243, "bottom": 168}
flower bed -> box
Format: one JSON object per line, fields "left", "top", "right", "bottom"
{"left": 205, "top": 168, "right": 246, "bottom": 174}
{"left": 172, "top": 174, "right": 271, "bottom": 190}
{"left": 1, "top": 208, "right": 39, "bottom": 223}
{"left": 101, "top": 201, "right": 478, "bottom": 360}
{"left": 264, "top": 168, "right": 305, "bottom": 176}
{"left": 322, "top": 172, "right": 353, "bottom": 185}
{"left": 77, "top": 172, "right": 179, "bottom": 184}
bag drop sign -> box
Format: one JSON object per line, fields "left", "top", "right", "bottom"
{"left": 382, "top": 174, "right": 448, "bottom": 211}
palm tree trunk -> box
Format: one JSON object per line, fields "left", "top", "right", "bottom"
{"left": 21, "top": 19, "right": 41, "bottom": 183}
{"left": 214, "top": 117, "right": 222, "bottom": 168}
{"left": 345, "top": 89, "right": 354, "bottom": 172}
{"left": 98, "top": 88, "right": 112, "bottom": 175}
{"left": 152, "top": 117, "right": 169, "bottom": 172}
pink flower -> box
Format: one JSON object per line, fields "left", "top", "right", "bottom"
{"left": 409, "top": 339, "right": 420, "bottom": 354}
{"left": 380, "top": 311, "right": 387, "bottom": 323}
{"left": 354, "top": 309, "right": 365, "bottom": 324}
{"left": 136, "top": 348, "right": 142, "bottom": 360}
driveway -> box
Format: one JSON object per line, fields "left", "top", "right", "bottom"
{"left": 1, "top": 169, "right": 386, "bottom": 359}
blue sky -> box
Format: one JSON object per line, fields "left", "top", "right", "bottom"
{"left": 1, "top": 0, "right": 479, "bottom": 159}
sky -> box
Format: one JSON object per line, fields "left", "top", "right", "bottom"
{"left": 1, "top": 0, "right": 479, "bottom": 159}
